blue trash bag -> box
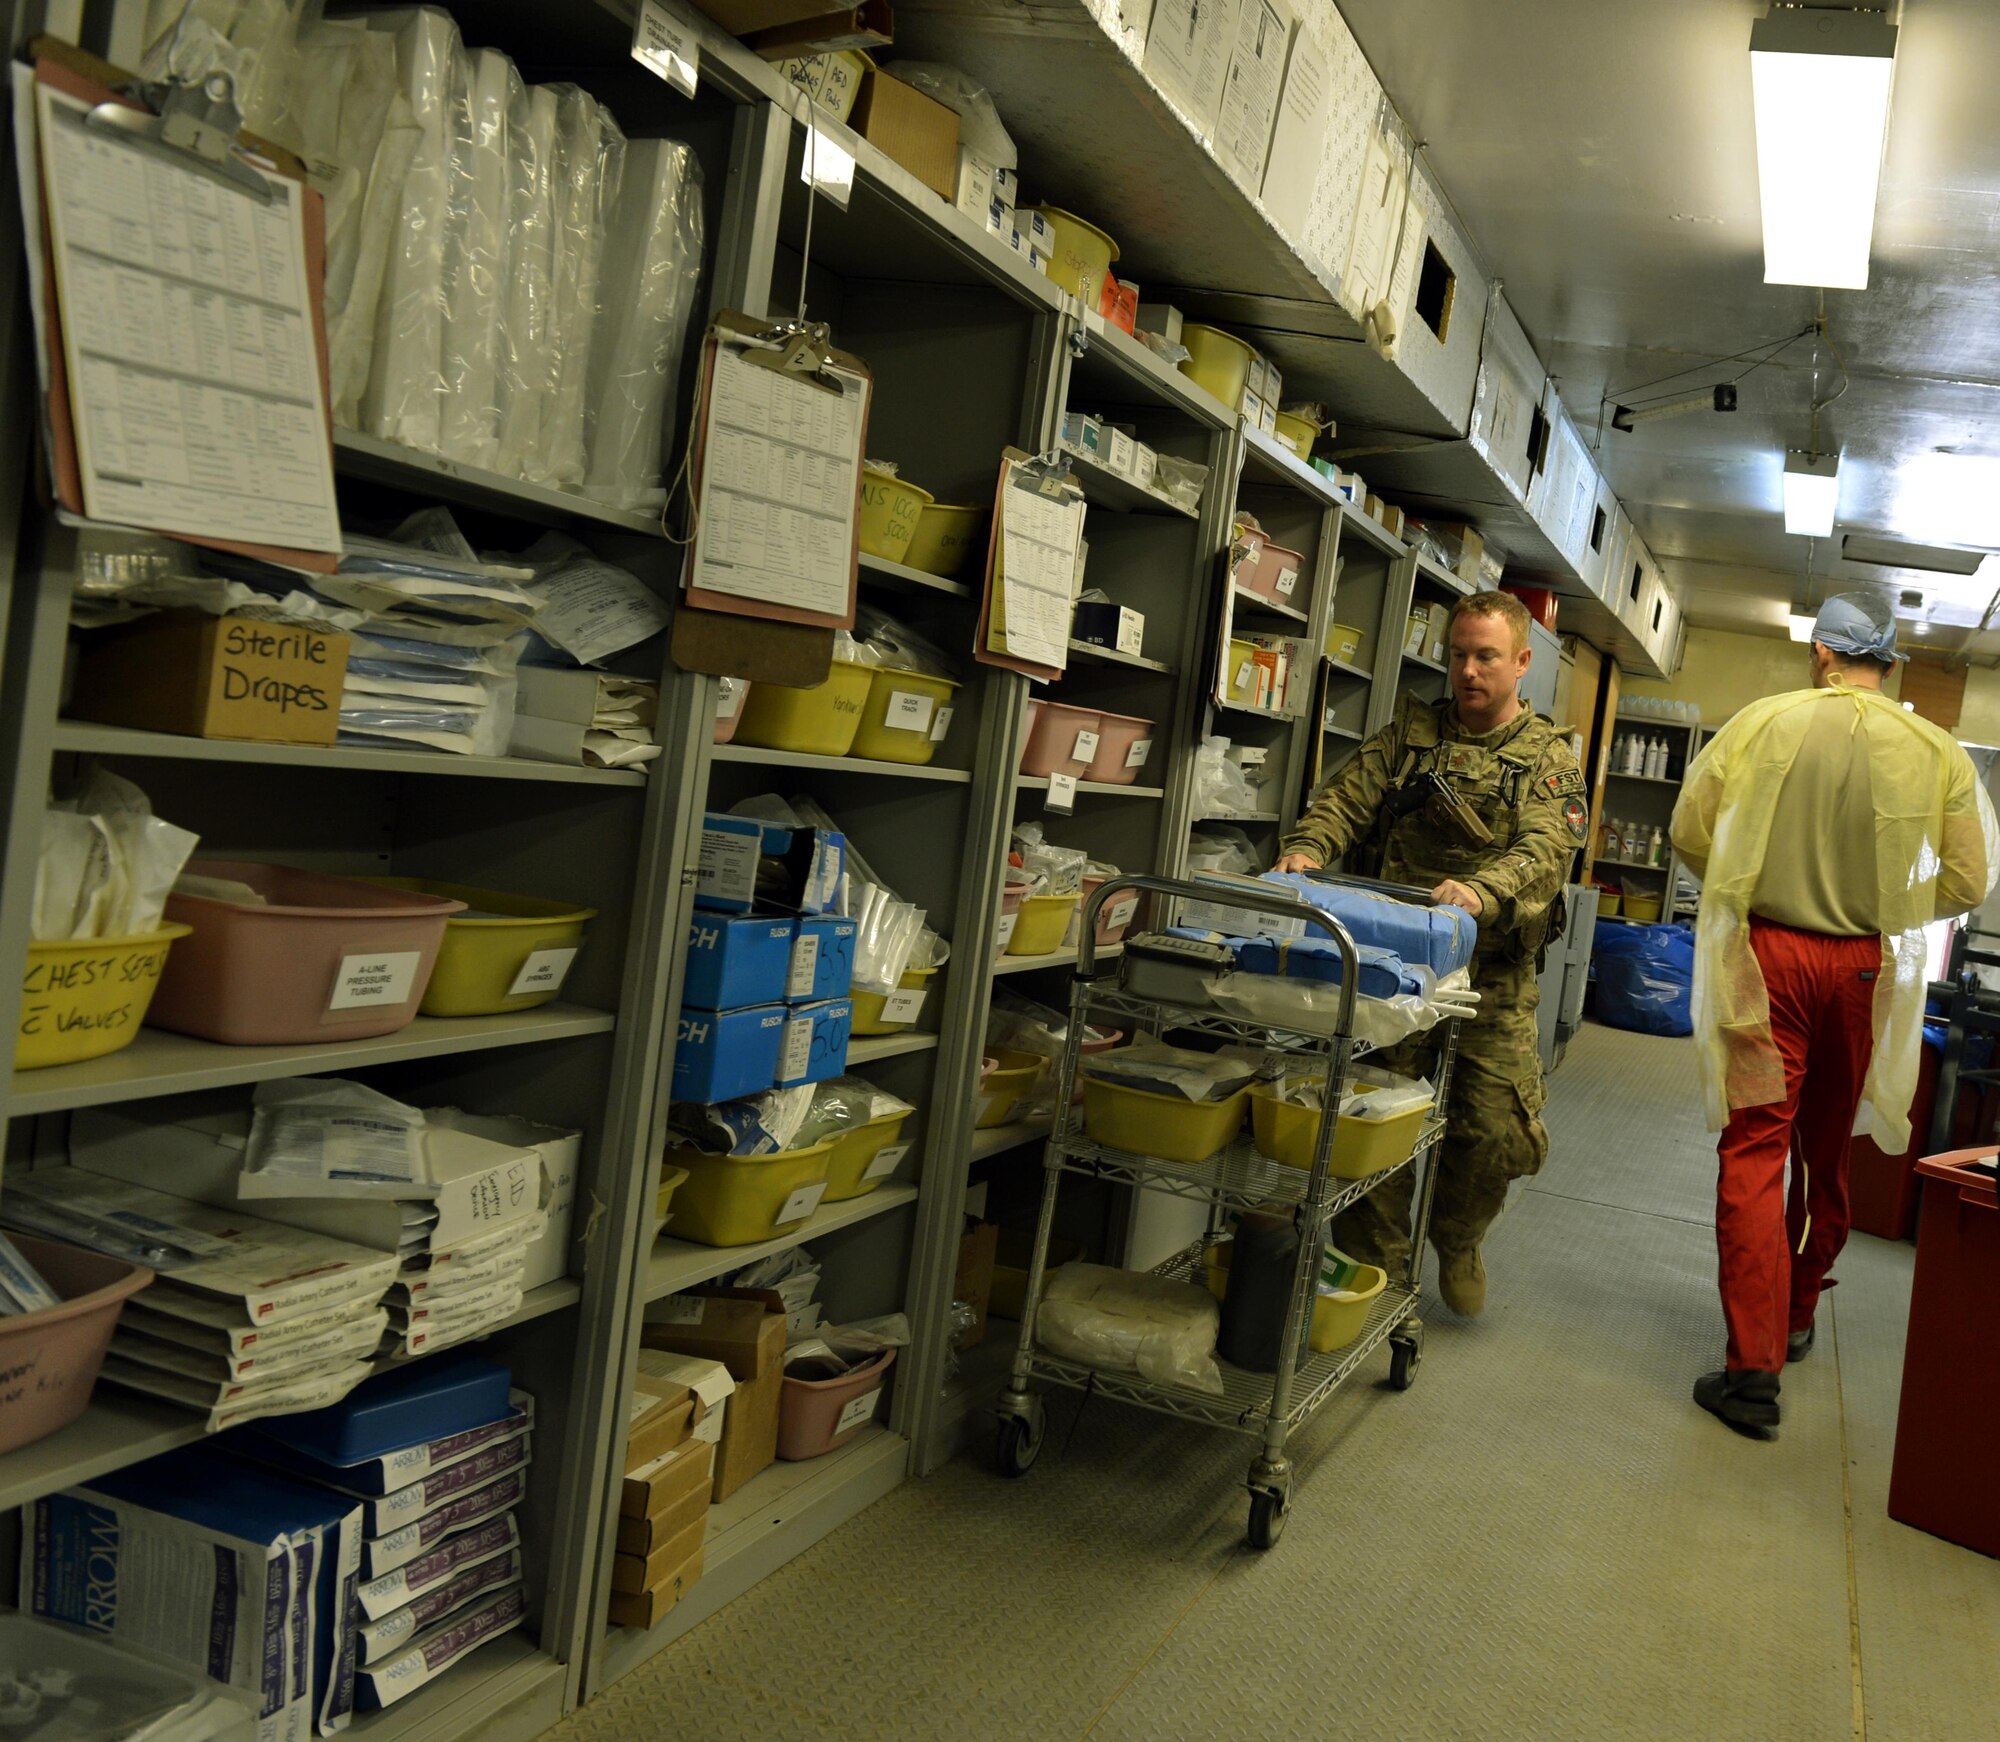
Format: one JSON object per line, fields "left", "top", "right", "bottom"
{"left": 1592, "top": 921, "right": 1695, "bottom": 1037}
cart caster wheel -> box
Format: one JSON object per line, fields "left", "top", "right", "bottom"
{"left": 1389, "top": 1329, "right": 1423, "bottom": 1392}
{"left": 1246, "top": 1485, "right": 1288, "bottom": 1550}
{"left": 995, "top": 1401, "right": 1045, "bottom": 1479}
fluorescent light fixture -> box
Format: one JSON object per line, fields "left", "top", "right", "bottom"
{"left": 1750, "top": 8, "right": 1898, "bottom": 289}
{"left": 1788, "top": 613, "right": 1818, "bottom": 643}
{"left": 1783, "top": 450, "right": 1841, "bottom": 536}
{"left": 1890, "top": 452, "right": 2000, "bottom": 549}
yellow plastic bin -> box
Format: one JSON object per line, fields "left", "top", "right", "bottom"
{"left": 977, "top": 1049, "right": 1045, "bottom": 1128}
{"left": 1598, "top": 889, "right": 1624, "bottom": 917}
{"left": 850, "top": 667, "right": 960, "bottom": 765}
{"left": 903, "top": 502, "right": 985, "bottom": 577}
{"left": 1205, "top": 1243, "right": 1389, "bottom": 1353}
{"left": 858, "top": 466, "right": 933, "bottom": 564}
{"left": 1081, "top": 1077, "right": 1248, "bottom": 1162}
{"left": 650, "top": 1163, "right": 691, "bottom": 1242}
{"left": 1326, "top": 622, "right": 1366, "bottom": 666}
{"left": 17, "top": 925, "right": 191, "bottom": 1071}
{"left": 1248, "top": 1081, "right": 1433, "bottom": 1179}
{"left": 1007, "top": 893, "right": 1080, "bottom": 958}
{"left": 734, "top": 658, "right": 874, "bottom": 756}
{"left": 1022, "top": 205, "right": 1119, "bottom": 309}
{"left": 1273, "top": 410, "right": 1318, "bottom": 460}
{"left": 824, "top": 1110, "right": 912, "bottom": 1201}
{"left": 850, "top": 964, "right": 939, "bottom": 1036}
{"left": 1225, "top": 637, "right": 1264, "bottom": 708}
{"left": 1178, "top": 324, "right": 1254, "bottom": 413}
{"left": 663, "top": 1139, "right": 837, "bottom": 1247}
{"left": 1625, "top": 893, "right": 1664, "bottom": 922}
{"left": 364, "top": 880, "right": 596, "bottom": 1017}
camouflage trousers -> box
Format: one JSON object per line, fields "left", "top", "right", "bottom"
{"left": 1330, "top": 966, "right": 1550, "bottom": 1280}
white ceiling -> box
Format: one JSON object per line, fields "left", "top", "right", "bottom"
{"left": 1330, "top": 0, "right": 2000, "bottom": 657}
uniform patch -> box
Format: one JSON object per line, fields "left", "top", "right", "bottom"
{"left": 1544, "top": 768, "right": 1587, "bottom": 798}
{"left": 1562, "top": 796, "right": 1588, "bottom": 840}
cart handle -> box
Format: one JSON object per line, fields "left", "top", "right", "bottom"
{"left": 1076, "top": 872, "right": 1361, "bottom": 1039}
{"left": 1293, "top": 867, "right": 1447, "bottom": 910}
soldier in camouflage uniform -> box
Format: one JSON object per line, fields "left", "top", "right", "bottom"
{"left": 1276, "top": 591, "right": 1587, "bottom": 1316}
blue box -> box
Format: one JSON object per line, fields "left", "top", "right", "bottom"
{"left": 254, "top": 1354, "right": 512, "bottom": 1464}
{"left": 696, "top": 813, "right": 844, "bottom": 915}
{"left": 684, "top": 913, "right": 795, "bottom": 1010}
{"left": 674, "top": 1003, "right": 786, "bottom": 1102}
{"left": 789, "top": 916, "right": 856, "bottom": 1002}
{"left": 776, "top": 998, "right": 853, "bottom": 1088}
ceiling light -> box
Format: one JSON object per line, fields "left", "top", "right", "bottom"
{"left": 1890, "top": 452, "right": 2000, "bottom": 549}
{"left": 1783, "top": 451, "right": 1841, "bottom": 536}
{"left": 1788, "top": 614, "right": 1818, "bottom": 643}
{"left": 1750, "top": 8, "right": 1898, "bottom": 289}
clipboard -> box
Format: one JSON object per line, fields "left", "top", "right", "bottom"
{"left": 974, "top": 447, "right": 1086, "bottom": 684}
{"left": 23, "top": 40, "right": 342, "bottom": 573}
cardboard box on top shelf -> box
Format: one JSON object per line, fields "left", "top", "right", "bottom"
{"left": 850, "top": 66, "right": 961, "bottom": 201}
{"left": 641, "top": 1287, "right": 787, "bottom": 1501}
{"left": 1380, "top": 503, "right": 1407, "bottom": 539}
{"left": 955, "top": 1221, "right": 999, "bottom": 1349}
{"left": 69, "top": 609, "right": 349, "bottom": 747}
{"left": 776, "top": 48, "right": 869, "bottom": 122}
{"left": 701, "top": 0, "right": 890, "bottom": 59}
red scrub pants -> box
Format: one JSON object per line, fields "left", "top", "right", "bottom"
{"left": 1715, "top": 918, "right": 1880, "bottom": 1374}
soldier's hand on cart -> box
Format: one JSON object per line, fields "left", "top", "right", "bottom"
{"left": 1273, "top": 850, "right": 1322, "bottom": 873}
{"left": 1433, "top": 878, "right": 1485, "bottom": 916}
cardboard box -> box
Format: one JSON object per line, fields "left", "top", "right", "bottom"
{"left": 1381, "top": 504, "right": 1407, "bottom": 539}
{"left": 1136, "top": 301, "right": 1184, "bottom": 346}
{"left": 618, "top": 1432, "right": 716, "bottom": 1522}
{"left": 611, "top": 1496, "right": 709, "bottom": 1593}
{"left": 1131, "top": 444, "right": 1158, "bottom": 493}
{"left": 642, "top": 1288, "right": 787, "bottom": 1501}
{"left": 635, "top": 1352, "right": 732, "bottom": 1449}
{"left": 954, "top": 145, "right": 999, "bottom": 225}
{"left": 1072, "top": 602, "right": 1145, "bottom": 657}
{"left": 1434, "top": 520, "right": 1486, "bottom": 586}
{"left": 955, "top": 1222, "right": 999, "bottom": 1349}
{"left": 625, "top": 1373, "right": 697, "bottom": 1473}
{"left": 850, "top": 67, "right": 960, "bottom": 201}
{"left": 776, "top": 49, "right": 868, "bottom": 122}
{"left": 605, "top": 1520, "right": 705, "bottom": 1631}
{"left": 671, "top": 1003, "right": 786, "bottom": 1103}
{"left": 70, "top": 610, "right": 348, "bottom": 747}
{"left": 696, "top": 814, "right": 844, "bottom": 916}
{"left": 683, "top": 914, "right": 796, "bottom": 1012}
{"left": 614, "top": 1474, "right": 709, "bottom": 1558}
{"left": 422, "top": 1110, "right": 580, "bottom": 1293}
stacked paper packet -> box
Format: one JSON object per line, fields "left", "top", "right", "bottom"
{"left": 234, "top": 1358, "right": 534, "bottom": 1713}
{"left": 1, "top": 1167, "right": 397, "bottom": 1432}
{"left": 510, "top": 666, "right": 661, "bottom": 769}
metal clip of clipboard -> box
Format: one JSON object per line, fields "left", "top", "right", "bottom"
{"left": 86, "top": 69, "right": 274, "bottom": 205}
{"left": 737, "top": 318, "right": 845, "bottom": 397}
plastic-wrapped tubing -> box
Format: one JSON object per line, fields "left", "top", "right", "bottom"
{"left": 495, "top": 81, "right": 559, "bottom": 480}
{"left": 538, "top": 87, "right": 622, "bottom": 487}
{"left": 583, "top": 138, "right": 705, "bottom": 511}
{"left": 362, "top": 8, "right": 466, "bottom": 455}
{"left": 437, "top": 47, "right": 514, "bottom": 470}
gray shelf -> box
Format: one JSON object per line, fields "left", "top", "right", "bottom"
{"left": 1216, "top": 698, "right": 1304, "bottom": 724}
{"left": 1326, "top": 658, "right": 1374, "bottom": 682}
{"left": 1060, "top": 446, "right": 1200, "bottom": 519}
{"left": 859, "top": 551, "right": 974, "bottom": 599}
{"left": 9, "top": 1005, "right": 617, "bottom": 1116}
{"left": 52, "top": 721, "right": 649, "bottom": 788}
{"left": 712, "top": 745, "right": 974, "bottom": 784}
{"left": 1323, "top": 722, "right": 1366, "bottom": 742}
{"left": 847, "top": 1032, "right": 941, "bottom": 1066}
{"left": 1412, "top": 556, "right": 1474, "bottom": 597}
{"left": 334, "top": 427, "right": 662, "bottom": 536}
{"left": 646, "top": 1184, "right": 919, "bottom": 1302}
{"left": 349, "top": 1633, "right": 563, "bottom": 1742}
{"left": 1014, "top": 775, "right": 1167, "bottom": 800}
{"left": 1238, "top": 423, "right": 1342, "bottom": 506}
{"left": 969, "top": 1118, "right": 1054, "bottom": 1163}
{"left": 1067, "top": 316, "right": 1235, "bottom": 428}
{"left": 1200, "top": 810, "right": 1280, "bottom": 824}
{"left": 1608, "top": 770, "right": 1683, "bottom": 787}
{"left": 1403, "top": 651, "right": 1448, "bottom": 675}
{"left": 1066, "top": 639, "right": 1176, "bottom": 676}
{"left": 1597, "top": 856, "right": 1671, "bottom": 872}
{"left": 991, "top": 942, "right": 1122, "bottom": 979}
{"left": 1231, "top": 584, "right": 1311, "bottom": 626}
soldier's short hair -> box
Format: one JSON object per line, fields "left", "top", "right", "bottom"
{"left": 1447, "top": 590, "right": 1531, "bottom": 654}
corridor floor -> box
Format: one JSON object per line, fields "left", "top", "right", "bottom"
{"left": 555, "top": 1023, "right": 1998, "bottom": 1741}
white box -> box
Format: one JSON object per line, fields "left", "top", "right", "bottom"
{"left": 1261, "top": 359, "right": 1282, "bottom": 428}
{"left": 424, "top": 1109, "right": 580, "bottom": 1292}
{"left": 1105, "top": 428, "right": 1137, "bottom": 478}
{"left": 1241, "top": 389, "right": 1267, "bottom": 431}
{"left": 1131, "top": 443, "right": 1158, "bottom": 492}
{"left": 955, "top": 146, "right": 998, "bottom": 226}
{"left": 1016, "top": 208, "right": 1056, "bottom": 255}
{"left": 1136, "top": 302, "right": 1183, "bottom": 346}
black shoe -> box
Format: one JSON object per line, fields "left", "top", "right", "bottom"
{"left": 1787, "top": 1324, "right": 1815, "bottom": 1364}
{"left": 1693, "top": 1369, "right": 1781, "bottom": 1439}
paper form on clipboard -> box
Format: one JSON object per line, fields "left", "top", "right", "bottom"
{"left": 686, "top": 332, "right": 868, "bottom": 621}
{"left": 32, "top": 78, "right": 341, "bottom": 554}
{"left": 987, "top": 457, "right": 1085, "bottom": 672}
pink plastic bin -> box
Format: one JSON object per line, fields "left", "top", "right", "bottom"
{"left": 776, "top": 1347, "right": 896, "bottom": 1460}
{"left": 0, "top": 1234, "right": 152, "bottom": 1454}
{"left": 1238, "top": 539, "right": 1308, "bottom": 608}
{"left": 1019, "top": 700, "right": 1104, "bottom": 780}
{"left": 149, "top": 860, "right": 465, "bottom": 1045}
{"left": 1081, "top": 875, "right": 1144, "bottom": 947}
{"left": 1083, "top": 711, "right": 1156, "bottom": 785}
{"left": 714, "top": 678, "right": 751, "bottom": 744}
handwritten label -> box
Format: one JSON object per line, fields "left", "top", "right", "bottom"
{"left": 631, "top": 0, "right": 699, "bottom": 97}
{"left": 930, "top": 706, "right": 954, "bottom": 743}
{"left": 835, "top": 1387, "right": 883, "bottom": 1434}
{"left": 1072, "top": 729, "right": 1100, "bottom": 762}
{"left": 788, "top": 936, "right": 820, "bottom": 1000}
{"left": 864, "top": 1142, "right": 910, "bottom": 1182}
{"left": 328, "top": 951, "right": 421, "bottom": 1012}
{"left": 1275, "top": 566, "right": 1299, "bottom": 595}
{"left": 507, "top": 947, "right": 577, "bottom": 999}
{"left": 1046, "top": 772, "right": 1078, "bottom": 813}
{"left": 776, "top": 1181, "right": 828, "bottom": 1225}
{"left": 1124, "top": 737, "right": 1153, "bottom": 769}
{"left": 884, "top": 690, "right": 934, "bottom": 732}
{"left": 881, "top": 988, "right": 925, "bottom": 1023}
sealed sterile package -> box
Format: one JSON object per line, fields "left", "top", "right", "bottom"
{"left": 242, "top": 1078, "right": 431, "bottom": 1200}
{"left": 1208, "top": 965, "right": 1480, "bottom": 1047}
{"left": 35, "top": 771, "right": 199, "bottom": 941}
{"left": 437, "top": 46, "right": 515, "bottom": 471}
{"left": 583, "top": 136, "right": 705, "bottom": 511}
{"left": 668, "top": 1083, "right": 815, "bottom": 1156}
{"left": 1260, "top": 1063, "right": 1435, "bottom": 1120}
{"left": 539, "top": 85, "right": 623, "bottom": 487}
{"left": 1012, "top": 821, "right": 1087, "bottom": 897}
{"left": 1080, "top": 1037, "right": 1265, "bottom": 1102}
{"left": 513, "top": 532, "right": 669, "bottom": 664}
{"left": 853, "top": 601, "right": 960, "bottom": 681}
{"left": 1036, "top": 1264, "right": 1223, "bottom": 1394}
{"left": 792, "top": 1076, "right": 913, "bottom": 1147}
{"left": 495, "top": 79, "right": 559, "bottom": 481}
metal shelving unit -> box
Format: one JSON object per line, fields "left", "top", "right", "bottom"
{"left": 1593, "top": 714, "right": 1700, "bottom": 923}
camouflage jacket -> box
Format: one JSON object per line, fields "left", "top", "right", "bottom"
{"left": 1281, "top": 694, "right": 1587, "bottom": 963}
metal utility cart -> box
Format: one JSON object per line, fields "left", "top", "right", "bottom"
{"left": 992, "top": 873, "right": 1459, "bottom": 1548}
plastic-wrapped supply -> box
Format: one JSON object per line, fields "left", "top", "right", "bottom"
{"left": 1011, "top": 821, "right": 1086, "bottom": 897}
{"left": 668, "top": 1084, "right": 815, "bottom": 1156}
{"left": 1253, "top": 872, "right": 1479, "bottom": 979}
{"left": 242, "top": 1078, "right": 430, "bottom": 1200}
{"left": 729, "top": 1245, "right": 820, "bottom": 1309}
{"left": 1191, "top": 741, "right": 1259, "bottom": 822}
{"left": 584, "top": 137, "right": 705, "bottom": 512}
{"left": 1591, "top": 921, "right": 1694, "bottom": 1037}
{"left": 1232, "top": 934, "right": 1422, "bottom": 1002}
{"left": 144, "top": 0, "right": 306, "bottom": 135}
{"left": 985, "top": 991, "right": 1118, "bottom": 1124}
{"left": 1264, "top": 1062, "right": 1434, "bottom": 1120}
{"left": 513, "top": 532, "right": 669, "bottom": 665}
{"left": 1080, "top": 1037, "right": 1264, "bottom": 1103}
{"left": 1036, "top": 1263, "right": 1223, "bottom": 1394}
{"left": 541, "top": 87, "right": 624, "bottom": 487}
{"left": 792, "top": 1076, "right": 914, "bottom": 1148}
{"left": 363, "top": 8, "right": 467, "bottom": 457}
{"left": 495, "top": 80, "right": 559, "bottom": 481}
{"left": 33, "top": 771, "right": 199, "bottom": 942}
{"left": 437, "top": 47, "right": 514, "bottom": 470}
{"left": 854, "top": 601, "right": 960, "bottom": 680}
{"left": 1208, "top": 962, "right": 1480, "bottom": 1048}
{"left": 888, "top": 64, "right": 1016, "bottom": 169}
{"left": 1153, "top": 454, "right": 1209, "bottom": 513}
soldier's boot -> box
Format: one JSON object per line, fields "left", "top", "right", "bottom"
{"left": 1437, "top": 1247, "right": 1486, "bottom": 1317}
{"left": 1693, "top": 1368, "right": 1781, "bottom": 1439}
